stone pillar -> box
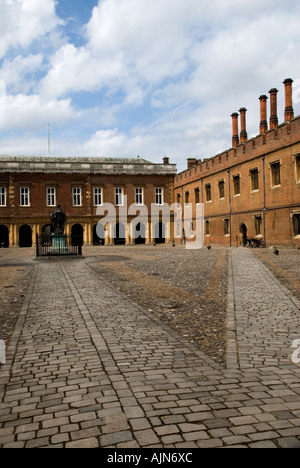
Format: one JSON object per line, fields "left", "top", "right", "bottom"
{"left": 32, "top": 224, "right": 38, "bottom": 246}
{"left": 283, "top": 78, "right": 294, "bottom": 121}
{"left": 269, "top": 88, "right": 279, "bottom": 129}
{"left": 239, "top": 108, "right": 248, "bottom": 143}
{"left": 231, "top": 113, "right": 240, "bottom": 147}
{"left": 259, "top": 96, "right": 268, "bottom": 133}
{"left": 83, "top": 224, "right": 88, "bottom": 245}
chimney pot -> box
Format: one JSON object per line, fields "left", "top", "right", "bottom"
{"left": 283, "top": 78, "right": 294, "bottom": 121}
{"left": 259, "top": 95, "right": 268, "bottom": 134}
{"left": 231, "top": 113, "right": 240, "bottom": 147}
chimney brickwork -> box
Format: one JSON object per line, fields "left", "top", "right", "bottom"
{"left": 259, "top": 96, "right": 268, "bottom": 134}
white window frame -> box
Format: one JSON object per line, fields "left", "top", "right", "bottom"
{"left": 155, "top": 187, "right": 164, "bottom": 206}
{"left": 72, "top": 187, "right": 82, "bottom": 207}
{"left": 46, "top": 187, "right": 56, "bottom": 207}
{"left": 20, "top": 187, "right": 30, "bottom": 207}
{"left": 94, "top": 187, "right": 103, "bottom": 206}
{"left": 115, "top": 188, "right": 124, "bottom": 206}
{"left": 135, "top": 187, "right": 144, "bottom": 206}
{"left": 0, "top": 187, "right": 7, "bottom": 207}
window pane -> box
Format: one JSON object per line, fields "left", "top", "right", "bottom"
{"left": 205, "top": 220, "right": 210, "bottom": 236}
{"left": 73, "top": 188, "right": 81, "bottom": 206}
{"left": 224, "top": 219, "right": 230, "bottom": 235}
{"left": 296, "top": 156, "right": 300, "bottom": 182}
{"left": 255, "top": 216, "right": 262, "bottom": 236}
{"left": 233, "top": 176, "right": 240, "bottom": 195}
{"left": 20, "top": 188, "right": 30, "bottom": 206}
{"left": 294, "top": 215, "right": 300, "bottom": 236}
{"left": 135, "top": 188, "right": 143, "bottom": 205}
{"left": 251, "top": 169, "right": 259, "bottom": 191}
{"left": 115, "top": 188, "right": 123, "bottom": 206}
{"left": 156, "top": 188, "right": 163, "bottom": 205}
{"left": 206, "top": 185, "right": 211, "bottom": 202}
{"left": 94, "top": 188, "right": 102, "bottom": 206}
{"left": 219, "top": 181, "right": 225, "bottom": 199}
{"left": 0, "top": 188, "right": 6, "bottom": 206}
{"left": 271, "top": 163, "right": 281, "bottom": 186}
{"left": 47, "top": 188, "right": 56, "bottom": 206}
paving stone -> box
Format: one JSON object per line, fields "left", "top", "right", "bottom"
{"left": 65, "top": 438, "right": 99, "bottom": 449}
{"left": 1, "top": 249, "right": 300, "bottom": 449}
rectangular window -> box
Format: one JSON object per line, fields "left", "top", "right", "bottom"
{"left": 255, "top": 215, "right": 262, "bottom": 236}
{"left": 176, "top": 193, "right": 181, "bottom": 205}
{"left": 293, "top": 214, "right": 300, "bottom": 237}
{"left": 296, "top": 155, "right": 300, "bottom": 183}
{"left": 115, "top": 187, "right": 123, "bottom": 206}
{"left": 224, "top": 218, "right": 230, "bottom": 236}
{"left": 205, "top": 184, "right": 212, "bottom": 202}
{"left": 20, "top": 187, "right": 30, "bottom": 206}
{"left": 195, "top": 188, "right": 200, "bottom": 204}
{"left": 219, "top": 180, "right": 225, "bottom": 199}
{"left": 46, "top": 187, "right": 56, "bottom": 207}
{"left": 0, "top": 187, "right": 7, "bottom": 207}
{"left": 271, "top": 162, "right": 281, "bottom": 187}
{"left": 135, "top": 188, "right": 143, "bottom": 205}
{"left": 185, "top": 191, "right": 190, "bottom": 204}
{"left": 251, "top": 169, "right": 259, "bottom": 191}
{"left": 205, "top": 220, "right": 210, "bottom": 236}
{"left": 233, "top": 175, "right": 241, "bottom": 196}
{"left": 155, "top": 188, "right": 163, "bottom": 205}
{"left": 72, "top": 187, "right": 82, "bottom": 206}
{"left": 94, "top": 188, "right": 103, "bottom": 206}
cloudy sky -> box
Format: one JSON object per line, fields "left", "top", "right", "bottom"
{"left": 0, "top": 0, "right": 300, "bottom": 171}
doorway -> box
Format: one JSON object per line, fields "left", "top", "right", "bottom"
{"left": 240, "top": 223, "right": 247, "bottom": 247}
{"left": 134, "top": 223, "right": 146, "bottom": 245}
{"left": 71, "top": 224, "right": 84, "bottom": 246}
{"left": 114, "top": 223, "right": 126, "bottom": 245}
{"left": 19, "top": 225, "right": 32, "bottom": 248}
{"left": 155, "top": 222, "right": 166, "bottom": 244}
{"left": 0, "top": 225, "right": 9, "bottom": 248}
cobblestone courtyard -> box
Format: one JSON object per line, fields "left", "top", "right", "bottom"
{"left": 0, "top": 246, "right": 300, "bottom": 448}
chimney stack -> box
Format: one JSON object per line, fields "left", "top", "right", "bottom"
{"left": 269, "top": 88, "right": 279, "bottom": 129}
{"left": 259, "top": 96, "right": 268, "bottom": 134}
{"left": 231, "top": 113, "right": 239, "bottom": 147}
{"left": 239, "top": 108, "right": 248, "bottom": 143}
{"left": 283, "top": 78, "right": 294, "bottom": 121}
{"left": 163, "top": 156, "right": 170, "bottom": 165}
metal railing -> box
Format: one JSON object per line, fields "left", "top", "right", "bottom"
{"left": 36, "top": 234, "right": 82, "bottom": 257}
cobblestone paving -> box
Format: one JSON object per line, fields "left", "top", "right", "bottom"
{"left": 0, "top": 249, "right": 300, "bottom": 448}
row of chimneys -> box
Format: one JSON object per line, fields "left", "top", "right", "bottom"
{"left": 231, "top": 78, "right": 295, "bottom": 147}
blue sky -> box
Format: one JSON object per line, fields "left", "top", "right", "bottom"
{"left": 0, "top": 0, "right": 300, "bottom": 172}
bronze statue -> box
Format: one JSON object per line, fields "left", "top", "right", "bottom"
{"left": 50, "top": 204, "right": 67, "bottom": 236}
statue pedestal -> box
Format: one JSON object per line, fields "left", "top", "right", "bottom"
{"left": 51, "top": 234, "right": 67, "bottom": 254}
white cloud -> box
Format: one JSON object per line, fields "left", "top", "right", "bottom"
{"left": 0, "top": 54, "right": 43, "bottom": 93}
{"left": 0, "top": 0, "right": 63, "bottom": 58}
{"left": 0, "top": 79, "right": 79, "bottom": 132}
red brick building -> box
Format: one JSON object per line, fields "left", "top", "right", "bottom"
{"left": 174, "top": 79, "right": 300, "bottom": 248}
{"left": 0, "top": 157, "right": 176, "bottom": 248}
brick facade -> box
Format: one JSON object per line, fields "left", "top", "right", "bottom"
{"left": 174, "top": 79, "right": 300, "bottom": 248}
{"left": 0, "top": 158, "right": 176, "bottom": 247}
